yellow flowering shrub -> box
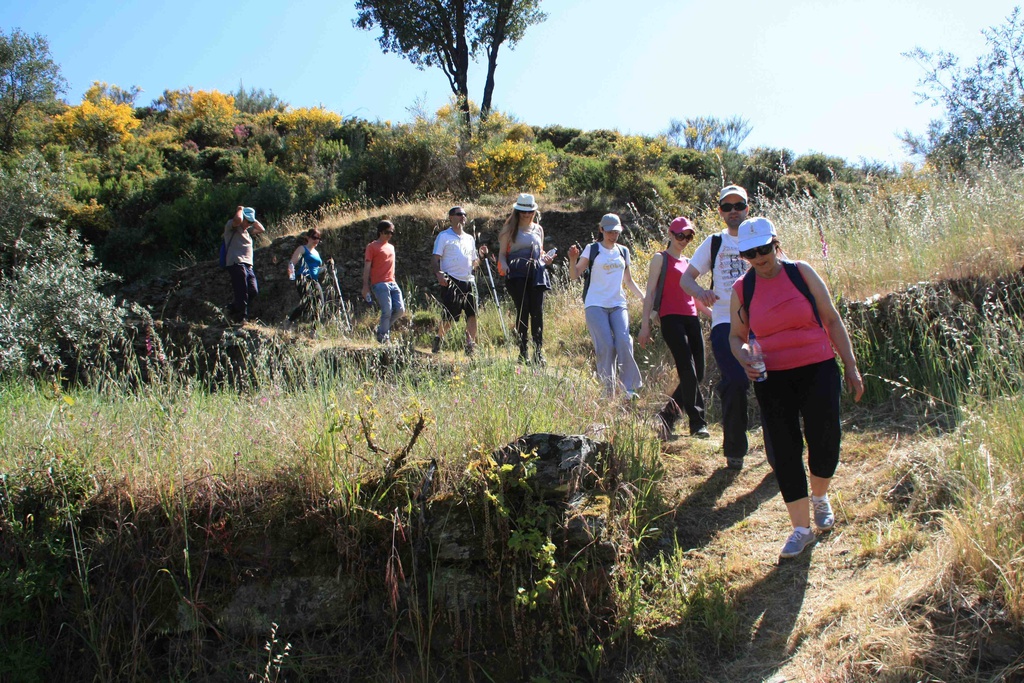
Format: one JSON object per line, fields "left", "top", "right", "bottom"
{"left": 467, "top": 140, "right": 554, "bottom": 194}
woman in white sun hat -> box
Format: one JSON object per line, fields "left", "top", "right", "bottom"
{"left": 729, "top": 216, "right": 863, "bottom": 560}
{"left": 498, "top": 193, "right": 555, "bottom": 365}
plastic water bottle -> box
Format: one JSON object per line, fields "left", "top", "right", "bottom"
{"left": 288, "top": 262, "right": 296, "bottom": 281}
{"left": 748, "top": 335, "right": 767, "bottom": 382}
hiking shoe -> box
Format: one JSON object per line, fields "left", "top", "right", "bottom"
{"left": 779, "top": 528, "right": 816, "bottom": 559}
{"left": 726, "top": 457, "right": 744, "bottom": 470}
{"left": 532, "top": 347, "right": 546, "bottom": 367}
{"left": 431, "top": 336, "right": 442, "bottom": 354}
{"left": 691, "top": 426, "right": 710, "bottom": 439}
{"left": 465, "top": 341, "right": 476, "bottom": 357}
{"left": 813, "top": 496, "right": 835, "bottom": 531}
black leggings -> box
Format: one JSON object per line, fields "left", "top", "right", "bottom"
{"left": 658, "top": 314, "right": 707, "bottom": 432}
{"left": 288, "top": 276, "right": 325, "bottom": 322}
{"left": 505, "top": 277, "right": 546, "bottom": 345}
{"left": 754, "top": 359, "right": 842, "bottom": 503}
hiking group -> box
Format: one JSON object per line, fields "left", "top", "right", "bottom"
{"left": 220, "top": 185, "right": 864, "bottom": 558}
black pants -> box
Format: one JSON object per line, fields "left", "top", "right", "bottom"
{"left": 228, "top": 263, "right": 258, "bottom": 319}
{"left": 505, "top": 277, "right": 546, "bottom": 345}
{"left": 658, "top": 314, "right": 707, "bottom": 433}
{"left": 288, "top": 276, "right": 325, "bottom": 322}
{"left": 754, "top": 359, "right": 842, "bottom": 503}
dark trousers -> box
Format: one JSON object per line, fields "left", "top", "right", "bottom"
{"left": 753, "top": 359, "right": 842, "bottom": 503}
{"left": 505, "top": 277, "right": 545, "bottom": 345}
{"left": 228, "top": 263, "right": 258, "bottom": 319}
{"left": 658, "top": 314, "right": 707, "bottom": 433}
{"left": 288, "top": 276, "right": 325, "bottom": 323}
{"left": 710, "top": 322, "right": 775, "bottom": 462}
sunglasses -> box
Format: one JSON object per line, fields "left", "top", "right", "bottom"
{"left": 671, "top": 232, "right": 693, "bottom": 241}
{"left": 719, "top": 202, "right": 748, "bottom": 212}
{"left": 452, "top": 212, "right": 467, "bottom": 217}
{"left": 739, "top": 243, "right": 775, "bottom": 259}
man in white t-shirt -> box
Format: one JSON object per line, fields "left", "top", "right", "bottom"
{"left": 679, "top": 185, "right": 773, "bottom": 470}
{"left": 431, "top": 206, "right": 488, "bottom": 355}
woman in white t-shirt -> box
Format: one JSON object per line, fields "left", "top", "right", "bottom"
{"left": 568, "top": 213, "right": 645, "bottom": 399}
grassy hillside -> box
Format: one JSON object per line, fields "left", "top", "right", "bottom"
{"left": 2, "top": 168, "right": 1024, "bottom": 681}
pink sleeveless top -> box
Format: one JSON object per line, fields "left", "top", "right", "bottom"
{"left": 733, "top": 269, "right": 833, "bottom": 371}
{"left": 659, "top": 253, "right": 698, "bottom": 317}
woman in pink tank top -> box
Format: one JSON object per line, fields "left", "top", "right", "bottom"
{"left": 639, "top": 217, "right": 711, "bottom": 440}
{"left": 728, "top": 217, "right": 864, "bottom": 560}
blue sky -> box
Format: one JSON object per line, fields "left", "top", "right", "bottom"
{"left": 4, "top": 0, "right": 1016, "bottom": 165}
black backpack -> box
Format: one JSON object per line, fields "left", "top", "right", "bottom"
{"left": 581, "top": 242, "right": 628, "bottom": 303}
{"left": 739, "top": 260, "right": 822, "bottom": 327}
{"left": 650, "top": 250, "right": 671, "bottom": 315}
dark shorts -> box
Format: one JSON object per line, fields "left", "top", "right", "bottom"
{"left": 439, "top": 276, "right": 478, "bottom": 321}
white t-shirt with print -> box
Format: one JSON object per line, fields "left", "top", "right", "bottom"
{"left": 433, "top": 228, "right": 477, "bottom": 282}
{"left": 584, "top": 243, "right": 631, "bottom": 309}
{"left": 687, "top": 230, "right": 749, "bottom": 326}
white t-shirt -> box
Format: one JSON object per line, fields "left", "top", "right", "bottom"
{"left": 584, "top": 243, "right": 630, "bottom": 308}
{"left": 433, "top": 228, "right": 476, "bottom": 282}
{"left": 688, "top": 230, "right": 749, "bottom": 326}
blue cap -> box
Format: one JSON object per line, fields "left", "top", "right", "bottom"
{"left": 242, "top": 207, "right": 256, "bottom": 222}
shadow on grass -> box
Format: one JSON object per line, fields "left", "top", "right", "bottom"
{"left": 668, "top": 468, "right": 779, "bottom": 552}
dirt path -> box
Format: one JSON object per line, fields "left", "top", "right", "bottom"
{"left": 652, "top": 423, "right": 917, "bottom": 682}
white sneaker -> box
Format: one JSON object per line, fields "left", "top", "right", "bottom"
{"left": 779, "top": 528, "right": 816, "bottom": 558}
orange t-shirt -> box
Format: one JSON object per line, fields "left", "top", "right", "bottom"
{"left": 364, "top": 240, "right": 396, "bottom": 284}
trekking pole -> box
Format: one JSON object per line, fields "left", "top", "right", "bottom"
{"left": 328, "top": 258, "right": 351, "bottom": 332}
{"left": 471, "top": 220, "right": 510, "bottom": 343}
{"left": 483, "top": 256, "right": 510, "bottom": 343}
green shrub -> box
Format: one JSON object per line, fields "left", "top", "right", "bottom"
{"left": 533, "top": 124, "right": 583, "bottom": 150}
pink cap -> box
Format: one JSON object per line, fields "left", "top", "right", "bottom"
{"left": 669, "top": 216, "right": 695, "bottom": 235}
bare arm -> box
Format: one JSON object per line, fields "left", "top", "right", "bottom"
{"left": 432, "top": 253, "right": 447, "bottom": 287}
{"left": 623, "top": 263, "right": 645, "bottom": 301}
{"left": 638, "top": 254, "right": 663, "bottom": 348}
{"left": 679, "top": 264, "right": 718, "bottom": 308}
{"left": 289, "top": 245, "right": 304, "bottom": 267}
{"left": 798, "top": 262, "right": 864, "bottom": 401}
{"left": 361, "top": 260, "right": 372, "bottom": 297}
{"left": 567, "top": 244, "right": 589, "bottom": 281}
{"left": 729, "top": 290, "right": 760, "bottom": 380}
{"left": 497, "top": 231, "right": 510, "bottom": 276}
{"left": 248, "top": 220, "right": 265, "bottom": 236}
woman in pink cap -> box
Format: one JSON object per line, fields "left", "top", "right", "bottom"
{"left": 639, "top": 216, "right": 710, "bottom": 440}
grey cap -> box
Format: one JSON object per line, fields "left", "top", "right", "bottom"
{"left": 599, "top": 213, "right": 623, "bottom": 232}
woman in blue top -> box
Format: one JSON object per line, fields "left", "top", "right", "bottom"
{"left": 286, "top": 229, "right": 325, "bottom": 324}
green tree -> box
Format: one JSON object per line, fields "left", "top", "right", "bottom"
{"left": 232, "top": 83, "right": 288, "bottom": 114}
{"left": 0, "top": 28, "right": 66, "bottom": 152}
{"left": 0, "top": 153, "right": 124, "bottom": 375}
{"left": 353, "top": 0, "right": 545, "bottom": 125}
{"left": 666, "top": 115, "right": 751, "bottom": 152}
{"left": 902, "top": 6, "right": 1024, "bottom": 168}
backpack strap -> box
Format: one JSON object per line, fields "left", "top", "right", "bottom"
{"left": 581, "top": 242, "right": 602, "bottom": 303}
{"left": 741, "top": 260, "right": 822, "bottom": 328}
{"left": 651, "top": 251, "right": 671, "bottom": 316}
{"left": 784, "top": 261, "right": 822, "bottom": 327}
{"left": 708, "top": 234, "right": 722, "bottom": 291}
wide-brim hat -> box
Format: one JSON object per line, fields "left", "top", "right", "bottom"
{"left": 513, "top": 193, "right": 538, "bottom": 212}
{"left": 736, "top": 217, "right": 777, "bottom": 252}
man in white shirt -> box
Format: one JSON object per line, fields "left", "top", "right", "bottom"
{"left": 679, "top": 185, "right": 773, "bottom": 470}
{"left": 431, "top": 206, "right": 488, "bottom": 355}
